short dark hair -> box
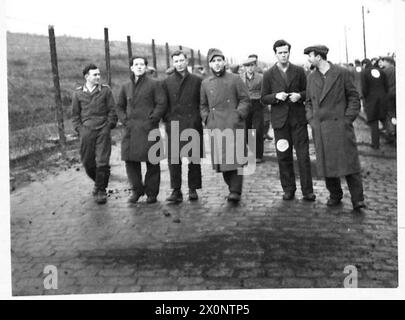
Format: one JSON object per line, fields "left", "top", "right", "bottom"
{"left": 273, "top": 40, "right": 291, "bottom": 53}
{"left": 82, "top": 63, "right": 98, "bottom": 77}
{"left": 248, "top": 54, "right": 258, "bottom": 60}
{"left": 130, "top": 56, "right": 148, "bottom": 66}
{"left": 171, "top": 50, "right": 187, "bottom": 59}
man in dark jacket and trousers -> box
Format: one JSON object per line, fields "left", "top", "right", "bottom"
{"left": 116, "top": 56, "right": 167, "bottom": 204}
{"left": 361, "top": 58, "right": 388, "bottom": 149}
{"left": 382, "top": 56, "right": 396, "bottom": 143}
{"left": 261, "top": 40, "right": 315, "bottom": 201}
{"left": 162, "top": 50, "right": 203, "bottom": 203}
{"left": 200, "top": 48, "right": 251, "bottom": 202}
{"left": 71, "top": 64, "right": 118, "bottom": 204}
{"left": 242, "top": 56, "right": 265, "bottom": 163}
{"left": 304, "top": 45, "right": 366, "bottom": 211}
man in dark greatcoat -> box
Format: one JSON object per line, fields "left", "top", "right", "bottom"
{"left": 304, "top": 45, "right": 366, "bottom": 211}
{"left": 162, "top": 50, "right": 203, "bottom": 203}
{"left": 361, "top": 58, "right": 388, "bottom": 149}
{"left": 116, "top": 56, "right": 167, "bottom": 204}
{"left": 261, "top": 39, "right": 315, "bottom": 201}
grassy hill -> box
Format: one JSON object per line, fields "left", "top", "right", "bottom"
{"left": 7, "top": 32, "right": 204, "bottom": 131}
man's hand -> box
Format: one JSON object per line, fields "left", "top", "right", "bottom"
{"left": 275, "top": 92, "right": 289, "bottom": 101}
{"left": 289, "top": 92, "right": 301, "bottom": 103}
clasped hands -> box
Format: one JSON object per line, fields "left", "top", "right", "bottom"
{"left": 275, "top": 92, "right": 301, "bottom": 103}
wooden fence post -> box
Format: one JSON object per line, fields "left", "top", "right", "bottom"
{"left": 179, "top": 45, "right": 183, "bottom": 50}
{"left": 198, "top": 50, "right": 201, "bottom": 65}
{"left": 48, "top": 25, "right": 66, "bottom": 153}
{"left": 127, "top": 35, "right": 133, "bottom": 72}
{"left": 165, "top": 42, "right": 170, "bottom": 69}
{"left": 104, "top": 27, "right": 111, "bottom": 86}
{"left": 151, "top": 39, "right": 157, "bottom": 77}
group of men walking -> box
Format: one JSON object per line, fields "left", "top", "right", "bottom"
{"left": 71, "top": 39, "right": 367, "bottom": 211}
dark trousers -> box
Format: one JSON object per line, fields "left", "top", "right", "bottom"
{"left": 80, "top": 126, "right": 111, "bottom": 182}
{"left": 125, "top": 161, "right": 160, "bottom": 197}
{"left": 245, "top": 99, "right": 264, "bottom": 159}
{"left": 369, "top": 120, "right": 380, "bottom": 148}
{"left": 325, "top": 173, "right": 364, "bottom": 203}
{"left": 169, "top": 158, "right": 202, "bottom": 190}
{"left": 274, "top": 120, "right": 313, "bottom": 195}
{"left": 222, "top": 170, "right": 243, "bottom": 194}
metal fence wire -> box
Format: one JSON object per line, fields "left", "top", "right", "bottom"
{"left": 7, "top": 23, "right": 205, "bottom": 162}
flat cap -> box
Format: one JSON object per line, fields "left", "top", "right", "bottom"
{"left": 207, "top": 48, "right": 225, "bottom": 63}
{"left": 242, "top": 57, "right": 257, "bottom": 66}
{"left": 303, "top": 45, "right": 329, "bottom": 55}
{"left": 382, "top": 56, "right": 395, "bottom": 64}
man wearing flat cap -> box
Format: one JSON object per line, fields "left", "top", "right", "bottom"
{"left": 304, "top": 44, "right": 366, "bottom": 211}
{"left": 200, "top": 48, "right": 251, "bottom": 202}
{"left": 242, "top": 56, "right": 265, "bottom": 163}
{"left": 261, "top": 40, "right": 315, "bottom": 202}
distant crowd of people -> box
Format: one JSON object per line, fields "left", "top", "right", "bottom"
{"left": 71, "top": 39, "right": 396, "bottom": 213}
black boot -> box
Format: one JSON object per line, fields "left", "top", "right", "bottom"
{"left": 95, "top": 166, "right": 110, "bottom": 204}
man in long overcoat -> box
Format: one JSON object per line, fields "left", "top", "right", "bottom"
{"left": 261, "top": 40, "right": 315, "bottom": 201}
{"left": 162, "top": 50, "right": 203, "bottom": 203}
{"left": 116, "top": 56, "right": 167, "bottom": 204}
{"left": 361, "top": 58, "right": 388, "bottom": 149}
{"left": 382, "top": 56, "right": 396, "bottom": 143}
{"left": 200, "top": 48, "right": 250, "bottom": 202}
{"left": 304, "top": 45, "right": 366, "bottom": 211}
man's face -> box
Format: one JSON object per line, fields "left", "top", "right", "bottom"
{"left": 275, "top": 45, "right": 290, "bottom": 64}
{"left": 172, "top": 54, "right": 188, "bottom": 73}
{"left": 85, "top": 68, "right": 101, "bottom": 86}
{"left": 307, "top": 52, "right": 319, "bottom": 68}
{"left": 131, "top": 58, "right": 147, "bottom": 76}
{"left": 246, "top": 63, "right": 256, "bottom": 75}
{"left": 209, "top": 56, "right": 225, "bottom": 72}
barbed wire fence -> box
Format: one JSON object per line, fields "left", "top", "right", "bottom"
{"left": 7, "top": 18, "right": 206, "bottom": 164}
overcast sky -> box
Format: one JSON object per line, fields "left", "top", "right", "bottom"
{"left": 4, "top": 0, "right": 398, "bottom": 64}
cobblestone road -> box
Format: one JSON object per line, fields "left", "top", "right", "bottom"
{"left": 10, "top": 118, "right": 398, "bottom": 296}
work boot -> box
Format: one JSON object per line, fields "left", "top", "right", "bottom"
{"left": 128, "top": 190, "right": 144, "bottom": 203}
{"left": 188, "top": 189, "right": 198, "bottom": 201}
{"left": 227, "top": 192, "right": 241, "bottom": 202}
{"left": 352, "top": 200, "right": 366, "bottom": 211}
{"left": 327, "top": 197, "right": 342, "bottom": 207}
{"left": 95, "top": 190, "right": 107, "bottom": 204}
{"left": 303, "top": 192, "right": 316, "bottom": 201}
{"left": 282, "top": 190, "right": 295, "bottom": 200}
{"left": 166, "top": 189, "right": 183, "bottom": 203}
{"left": 146, "top": 196, "right": 157, "bottom": 204}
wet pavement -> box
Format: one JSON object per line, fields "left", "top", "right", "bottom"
{"left": 10, "top": 118, "right": 398, "bottom": 296}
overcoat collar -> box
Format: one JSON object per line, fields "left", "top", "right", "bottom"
{"left": 317, "top": 63, "right": 340, "bottom": 103}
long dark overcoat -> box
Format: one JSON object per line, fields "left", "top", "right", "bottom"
{"left": 162, "top": 70, "right": 203, "bottom": 160}
{"left": 306, "top": 64, "right": 361, "bottom": 177}
{"left": 200, "top": 72, "right": 250, "bottom": 172}
{"left": 361, "top": 66, "right": 388, "bottom": 122}
{"left": 116, "top": 74, "right": 167, "bottom": 162}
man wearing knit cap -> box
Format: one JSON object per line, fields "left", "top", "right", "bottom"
{"left": 242, "top": 55, "right": 265, "bottom": 163}
{"left": 304, "top": 44, "right": 366, "bottom": 211}
{"left": 261, "top": 40, "right": 315, "bottom": 202}
{"left": 200, "top": 48, "right": 251, "bottom": 202}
